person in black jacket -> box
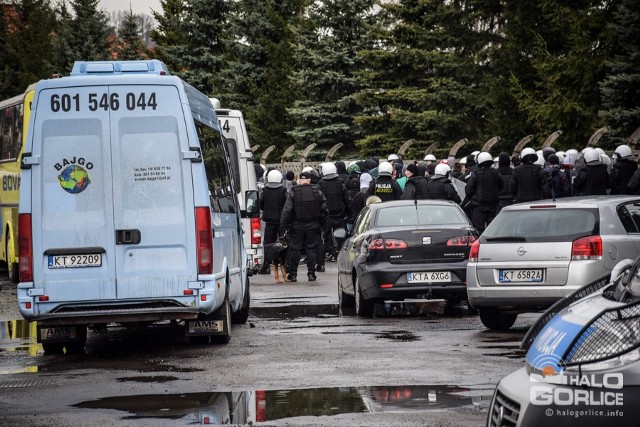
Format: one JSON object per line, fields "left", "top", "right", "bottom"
{"left": 402, "top": 163, "right": 429, "bottom": 199}
{"left": 319, "top": 162, "right": 351, "bottom": 267}
{"left": 573, "top": 149, "right": 610, "bottom": 196}
{"left": 258, "top": 169, "right": 288, "bottom": 274}
{"left": 465, "top": 152, "right": 503, "bottom": 233}
{"left": 545, "top": 154, "right": 571, "bottom": 198}
{"left": 497, "top": 153, "right": 513, "bottom": 213}
{"left": 426, "top": 164, "right": 461, "bottom": 204}
{"left": 366, "top": 161, "right": 403, "bottom": 201}
{"left": 610, "top": 144, "right": 637, "bottom": 195}
{"left": 510, "top": 147, "right": 549, "bottom": 203}
{"left": 281, "top": 171, "right": 328, "bottom": 282}
{"left": 335, "top": 161, "right": 349, "bottom": 183}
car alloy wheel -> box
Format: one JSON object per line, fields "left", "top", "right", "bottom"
{"left": 355, "top": 276, "right": 374, "bottom": 317}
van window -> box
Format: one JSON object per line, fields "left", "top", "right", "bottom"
{"left": 482, "top": 208, "right": 598, "bottom": 243}
{"left": 198, "top": 124, "right": 236, "bottom": 214}
{"left": 0, "top": 103, "right": 22, "bottom": 160}
{"left": 223, "top": 136, "right": 241, "bottom": 195}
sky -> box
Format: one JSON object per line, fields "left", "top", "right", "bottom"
{"left": 99, "top": 0, "right": 162, "bottom": 16}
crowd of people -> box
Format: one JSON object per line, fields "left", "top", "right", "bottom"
{"left": 256, "top": 143, "right": 638, "bottom": 281}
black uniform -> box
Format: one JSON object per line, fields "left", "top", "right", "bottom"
{"left": 401, "top": 175, "right": 429, "bottom": 200}
{"left": 425, "top": 176, "right": 462, "bottom": 204}
{"left": 260, "top": 184, "right": 288, "bottom": 245}
{"left": 366, "top": 175, "right": 403, "bottom": 201}
{"left": 280, "top": 183, "right": 327, "bottom": 281}
{"left": 573, "top": 164, "right": 610, "bottom": 196}
{"left": 510, "top": 163, "right": 549, "bottom": 203}
{"left": 609, "top": 159, "right": 638, "bottom": 195}
{"left": 319, "top": 175, "right": 351, "bottom": 263}
{"left": 497, "top": 166, "right": 514, "bottom": 212}
{"left": 465, "top": 165, "right": 503, "bottom": 233}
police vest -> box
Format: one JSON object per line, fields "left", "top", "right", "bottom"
{"left": 262, "top": 186, "right": 287, "bottom": 224}
{"left": 426, "top": 178, "right": 448, "bottom": 200}
{"left": 514, "top": 164, "right": 544, "bottom": 202}
{"left": 293, "top": 184, "right": 322, "bottom": 222}
{"left": 473, "top": 167, "right": 500, "bottom": 204}
{"left": 374, "top": 177, "right": 397, "bottom": 202}
{"left": 320, "top": 178, "right": 345, "bottom": 216}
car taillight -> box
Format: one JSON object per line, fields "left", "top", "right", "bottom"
{"left": 251, "top": 218, "right": 261, "bottom": 245}
{"left": 571, "top": 235, "right": 602, "bottom": 260}
{"left": 195, "top": 207, "right": 213, "bottom": 274}
{"left": 368, "top": 239, "right": 407, "bottom": 250}
{"left": 447, "top": 235, "right": 477, "bottom": 246}
{"left": 469, "top": 240, "right": 480, "bottom": 262}
{"left": 18, "top": 213, "right": 32, "bottom": 282}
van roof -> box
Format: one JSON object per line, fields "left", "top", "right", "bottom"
{"left": 35, "top": 60, "right": 219, "bottom": 131}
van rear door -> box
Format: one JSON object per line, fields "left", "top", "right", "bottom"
{"left": 32, "top": 83, "right": 197, "bottom": 302}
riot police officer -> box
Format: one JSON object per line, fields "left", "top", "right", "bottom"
{"left": 318, "top": 162, "right": 351, "bottom": 266}
{"left": 366, "top": 161, "right": 403, "bottom": 201}
{"left": 280, "top": 171, "right": 328, "bottom": 282}
{"left": 426, "top": 164, "right": 462, "bottom": 204}
{"left": 258, "top": 169, "right": 288, "bottom": 274}
{"left": 610, "top": 144, "right": 637, "bottom": 195}
{"left": 573, "top": 149, "right": 610, "bottom": 196}
{"left": 465, "top": 152, "right": 502, "bottom": 233}
{"left": 510, "top": 147, "right": 549, "bottom": 203}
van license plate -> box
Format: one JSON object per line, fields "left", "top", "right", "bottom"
{"left": 188, "top": 320, "right": 224, "bottom": 333}
{"left": 407, "top": 271, "right": 451, "bottom": 283}
{"left": 48, "top": 254, "right": 102, "bottom": 269}
{"left": 499, "top": 269, "right": 543, "bottom": 283}
{"left": 40, "top": 327, "right": 77, "bottom": 341}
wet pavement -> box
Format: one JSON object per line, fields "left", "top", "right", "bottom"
{"left": 0, "top": 264, "right": 537, "bottom": 426}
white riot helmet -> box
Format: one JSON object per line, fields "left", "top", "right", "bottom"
{"left": 423, "top": 154, "right": 436, "bottom": 162}
{"left": 378, "top": 161, "right": 394, "bottom": 176}
{"left": 565, "top": 148, "right": 579, "bottom": 156}
{"left": 520, "top": 147, "right": 537, "bottom": 162}
{"left": 614, "top": 144, "right": 633, "bottom": 160}
{"left": 388, "top": 154, "right": 400, "bottom": 162}
{"left": 321, "top": 162, "right": 337, "bottom": 177}
{"left": 434, "top": 163, "right": 451, "bottom": 176}
{"left": 601, "top": 153, "right": 612, "bottom": 167}
{"left": 584, "top": 149, "right": 601, "bottom": 165}
{"left": 302, "top": 166, "right": 314, "bottom": 173}
{"left": 460, "top": 157, "right": 467, "bottom": 165}
{"left": 534, "top": 154, "right": 545, "bottom": 166}
{"left": 471, "top": 150, "right": 480, "bottom": 158}
{"left": 267, "top": 169, "right": 282, "bottom": 183}
{"left": 476, "top": 152, "right": 493, "bottom": 165}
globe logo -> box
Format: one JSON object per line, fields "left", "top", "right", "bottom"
{"left": 58, "top": 165, "right": 91, "bottom": 194}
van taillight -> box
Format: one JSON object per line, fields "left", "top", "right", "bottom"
{"left": 469, "top": 240, "right": 480, "bottom": 262}
{"left": 195, "top": 207, "right": 213, "bottom": 274}
{"left": 571, "top": 235, "right": 602, "bottom": 260}
{"left": 251, "top": 218, "right": 261, "bottom": 245}
{"left": 18, "top": 213, "right": 32, "bottom": 282}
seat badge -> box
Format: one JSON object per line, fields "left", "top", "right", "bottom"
{"left": 422, "top": 237, "right": 431, "bottom": 245}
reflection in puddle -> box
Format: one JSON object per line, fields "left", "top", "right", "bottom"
{"left": 117, "top": 375, "right": 180, "bottom": 383}
{"left": 0, "top": 319, "right": 42, "bottom": 359}
{"left": 74, "top": 385, "right": 474, "bottom": 423}
{"left": 250, "top": 304, "right": 339, "bottom": 320}
{"left": 375, "top": 330, "right": 420, "bottom": 342}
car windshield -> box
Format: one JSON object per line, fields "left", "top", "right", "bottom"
{"left": 482, "top": 208, "right": 598, "bottom": 243}
{"left": 375, "top": 205, "right": 468, "bottom": 227}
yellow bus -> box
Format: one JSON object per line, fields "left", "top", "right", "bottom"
{"left": 0, "top": 86, "right": 34, "bottom": 282}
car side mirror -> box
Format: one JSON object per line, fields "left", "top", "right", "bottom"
{"left": 333, "top": 227, "right": 348, "bottom": 239}
{"left": 245, "top": 190, "right": 260, "bottom": 218}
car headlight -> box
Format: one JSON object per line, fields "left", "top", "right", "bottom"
{"left": 563, "top": 303, "right": 640, "bottom": 371}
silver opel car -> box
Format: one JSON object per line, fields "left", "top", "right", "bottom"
{"left": 467, "top": 196, "right": 640, "bottom": 330}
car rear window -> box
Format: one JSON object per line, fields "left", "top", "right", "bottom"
{"left": 375, "top": 205, "right": 468, "bottom": 227}
{"left": 482, "top": 208, "right": 598, "bottom": 243}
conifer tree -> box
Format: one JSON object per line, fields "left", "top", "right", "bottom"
{"left": 599, "top": 0, "right": 640, "bottom": 145}
{"left": 116, "top": 9, "right": 149, "bottom": 60}
{"left": 288, "top": 0, "right": 376, "bottom": 154}
{"left": 151, "top": 0, "right": 188, "bottom": 72}
{"left": 67, "top": 0, "right": 114, "bottom": 63}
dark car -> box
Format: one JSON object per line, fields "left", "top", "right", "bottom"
{"left": 337, "top": 200, "right": 478, "bottom": 317}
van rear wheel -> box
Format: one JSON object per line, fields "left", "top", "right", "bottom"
{"left": 210, "top": 293, "right": 231, "bottom": 344}
{"left": 479, "top": 308, "right": 517, "bottom": 330}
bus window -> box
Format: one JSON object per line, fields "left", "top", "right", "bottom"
{"left": 12, "top": 103, "right": 22, "bottom": 158}
{"left": 1, "top": 105, "right": 13, "bottom": 160}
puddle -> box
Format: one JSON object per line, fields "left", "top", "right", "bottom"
{"left": 73, "top": 385, "right": 473, "bottom": 423}
{"left": 117, "top": 375, "right": 180, "bottom": 383}
{"left": 250, "top": 304, "right": 339, "bottom": 320}
{"left": 375, "top": 330, "right": 420, "bottom": 342}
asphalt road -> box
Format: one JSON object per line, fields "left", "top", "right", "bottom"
{"left": 0, "top": 263, "right": 536, "bottom": 426}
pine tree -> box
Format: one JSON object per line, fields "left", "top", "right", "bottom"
{"left": 599, "top": 0, "right": 640, "bottom": 145}
{"left": 220, "top": 0, "right": 304, "bottom": 155}
{"left": 52, "top": 1, "right": 75, "bottom": 74}
{"left": 151, "top": 0, "right": 188, "bottom": 71}
{"left": 354, "top": 0, "right": 491, "bottom": 157}
{"left": 67, "top": 0, "right": 114, "bottom": 63}
{"left": 288, "top": 0, "right": 376, "bottom": 155}
{"left": 116, "top": 9, "right": 149, "bottom": 60}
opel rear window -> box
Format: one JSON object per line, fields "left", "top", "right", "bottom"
{"left": 375, "top": 205, "right": 468, "bottom": 227}
{"left": 482, "top": 208, "right": 598, "bottom": 243}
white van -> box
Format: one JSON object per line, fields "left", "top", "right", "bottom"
{"left": 210, "top": 100, "right": 264, "bottom": 273}
{"left": 17, "top": 60, "right": 255, "bottom": 353}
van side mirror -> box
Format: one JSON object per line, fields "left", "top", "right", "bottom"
{"left": 245, "top": 190, "right": 260, "bottom": 218}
